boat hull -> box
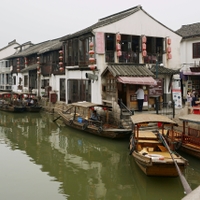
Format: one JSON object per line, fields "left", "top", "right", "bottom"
{"left": 25, "top": 106, "right": 42, "bottom": 112}
{"left": 59, "top": 112, "right": 131, "bottom": 139}
{"left": 0, "top": 105, "right": 26, "bottom": 113}
{"left": 180, "top": 144, "right": 200, "bottom": 159}
{"left": 133, "top": 151, "right": 186, "bottom": 177}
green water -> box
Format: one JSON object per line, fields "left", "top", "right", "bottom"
{"left": 0, "top": 111, "right": 199, "bottom": 200}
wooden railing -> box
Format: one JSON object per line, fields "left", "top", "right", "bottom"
{"left": 168, "top": 128, "right": 200, "bottom": 146}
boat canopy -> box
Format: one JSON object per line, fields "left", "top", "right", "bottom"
{"left": 130, "top": 114, "right": 177, "bottom": 125}
{"left": 179, "top": 114, "right": 200, "bottom": 124}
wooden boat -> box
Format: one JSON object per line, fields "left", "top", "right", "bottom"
{"left": 56, "top": 101, "right": 132, "bottom": 139}
{"left": 16, "top": 92, "right": 42, "bottom": 112}
{"left": 168, "top": 114, "right": 200, "bottom": 159}
{"left": 0, "top": 92, "right": 26, "bottom": 113}
{"left": 129, "top": 114, "right": 188, "bottom": 177}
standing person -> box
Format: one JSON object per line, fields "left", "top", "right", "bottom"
{"left": 191, "top": 92, "right": 198, "bottom": 107}
{"left": 186, "top": 91, "right": 192, "bottom": 106}
{"left": 135, "top": 85, "right": 144, "bottom": 112}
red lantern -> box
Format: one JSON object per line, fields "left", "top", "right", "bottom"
{"left": 116, "top": 33, "right": 121, "bottom": 42}
{"left": 167, "top": 53, "right": 172, "bottom": 59}
{"left": 116, "top": 43, "right": 121, "bottom": 51}
{"left": 89, "top": 57, "right": 95, "bottom": 63}
{"left": 59, "top": 56, "right": 63, "bottom": 60}
{"left": 90, "top": 107, "right": 94, "bottom": 110}
{"left": 59, "top": 62, "right": 63, "bottom": 66}
{"left": 59, "top": 50, "right": 63, "bottom": 54}
{"left": 142, "top": 50, "right": 147, "bottom": 57}
{"left": 142, "top": 36, "right": 147, "bottom": 43}
{"left": 167, "top": 46, "right": 171, "bottom": 53}
{"left": 89, "top": 42, "right": 94, "bottom": 48}
{"left": 142, "top": 43, "right": 146, "bottom": 50}
{"left": 89, "top": 65, "right": 96, "bottom": 70}
{"left": 59, "top": 67, "right": 64, "bottom": 71}
{"left": 117, "top": 50, "right": 122, "bottom": 57}
{"left": 103, "top": 107, "right": 107, "bottom": 111}
{"left": 17, "top": 61, "right": 20, "bottom": 65}
{"left": 89, "top": 50, "right": 95, "bottom": 55}
{"left": 167, "top": 38, "right": 171, "bottom": 45}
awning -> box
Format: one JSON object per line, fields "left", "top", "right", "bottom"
{"left": 182, "top": 71, "right": 200, "bottom": 76}
{"left": 117, "top": 76, "right": 157, "bottom": 85}
{"left": 20, "top": 64, "right": 37, "bottom": 73}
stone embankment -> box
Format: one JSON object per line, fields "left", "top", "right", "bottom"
{"left": 41, "top": 98, "right": 200, "bottom": 130}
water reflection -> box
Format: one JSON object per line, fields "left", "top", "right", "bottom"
{"left": 0, "top": 112, "right": 199, "bottom": 200}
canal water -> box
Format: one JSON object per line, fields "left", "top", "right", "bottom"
{"left": 0, "top": 111, "right": 200, "bottom": 200}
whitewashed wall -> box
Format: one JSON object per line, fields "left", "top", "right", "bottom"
{"left": 180, "top": 37, "right": 200, "bottom": 65}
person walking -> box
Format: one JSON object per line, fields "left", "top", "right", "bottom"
{"left": 135, "top": 85, "right": 144, "bottom": 112}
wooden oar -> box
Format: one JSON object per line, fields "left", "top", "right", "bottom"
{"left": 158, "top": 132, "right": 192, "bottom": 195}
{"left": 53, "top": 106, "right": 73, "bottom": 122}
{"left": 53, "top": 115, "right": 62, "bottom": 122}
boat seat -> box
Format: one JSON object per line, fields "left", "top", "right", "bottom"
{"left": 137, "top": 139, "right": 161, "bottom": 144}
{"left": 157, "top": 145, "right": 167, "bottom": 152}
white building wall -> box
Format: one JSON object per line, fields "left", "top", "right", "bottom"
{"left": 94, "top": 10, "right": 181, "bottom": 70}
{"left": 0, "top": 43, "right": 19, "bottom": 60}
{"left": 180, "top": 37, "right": 200, "bottom": 65}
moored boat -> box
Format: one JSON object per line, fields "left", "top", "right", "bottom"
{"left": 0, "top": 92, "right": 26, "bottom": 113}
{"left": 55, "top": 101, "right": 132, "bottom": 139}
{"left": 167, "top": 114, "right": 200, "bottom": 159}
{"left": 129, "top": 113, "right": 188, "bottom": 177}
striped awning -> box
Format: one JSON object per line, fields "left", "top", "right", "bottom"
{"left": 117, "top": 76, "right": 157, "bottom": 85}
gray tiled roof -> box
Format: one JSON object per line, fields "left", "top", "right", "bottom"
{"left": 102, "top": 64, "right": 154, "bottom": 77}
{"left": 150, "top": 65, "right": 180, "bottom": 74}
{"left": 60, "top": 5, "right": 141, "bottom": 41}
{"left": 6, "top": 38, "right": 62, "bottom": 59}
{"left": 176, "top": 23, "right": 200, "bottom": 38}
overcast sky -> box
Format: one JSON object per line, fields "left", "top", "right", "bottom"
{"left": 0, "top": 0, "right": 199, "bottom": 48}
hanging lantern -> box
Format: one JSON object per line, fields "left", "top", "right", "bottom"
{"left": 59, "top": 67, "right": 64, "bottom": 71}
{"left": 167, "top": 38, "right": 171, "bottom": 45}
{"left": 142, "top": 43, "right": 146, "bottom": 50}
{"left": 167, "top": 53, "right": 172, "bottom": 59}
{"left": 117, "top": 50, "right": 122, "bottom": 57}
{"left": 116, "top": 43, "right": 121, "bottom": 51}
{"left": 59, "top": 62, "right": 63, "bottom": 66}
{"left": 37, "top": 61, "right": 40, "bottom": 65}
{"left": 142, "top": 35, "right": 147, "bottom": 43}
{"left": 89, "top": 50, "right": 95, "bottom": 55}
{"left": 89, "top": 42, "right": 94, "bottom": 48}
{"left": 89, "top": 57, "right": 95, "bottom": 63}
{"left": 37, "top": 57, "right": 40, "bottom": 60}
{"left": 59, "top": 56, "right": 63, "bottom": 60}
{"left": 37, "top": 66, "right": 40, "bottom": 70}
{"left": 37, "top": 71, "right": 41, "bottom": 75}
{"left": 167, "top": 46, "right": 171, "bottom": 53}
{"left": 116, "top": 33, "right": 121, "bottom": 42}
{"left": 142, "top": 50, "right": 147, "bottom": 57}
{"left": 17, "top": 68, "right": 20, "bottom": 72}
{"left": 59, "top": 50, "right": 63, "bottom": 54}
{"left": 103, "top": 107, "right": 107, "bottom": 111}
{"left": 89, "top": 65, "right": 96, "bottom": 70}
{"left": 166, "top": 37, "right": 172, "bottom": 60}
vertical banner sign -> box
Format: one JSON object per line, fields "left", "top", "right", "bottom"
{"left": 172, "top": 77, "right": 182, "bottom": 108}
{"left": 95, "top": 32, "right": 105, "bottom": 54}
{"left": 172, "top": 89, "right": 182, "bottom": 108}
